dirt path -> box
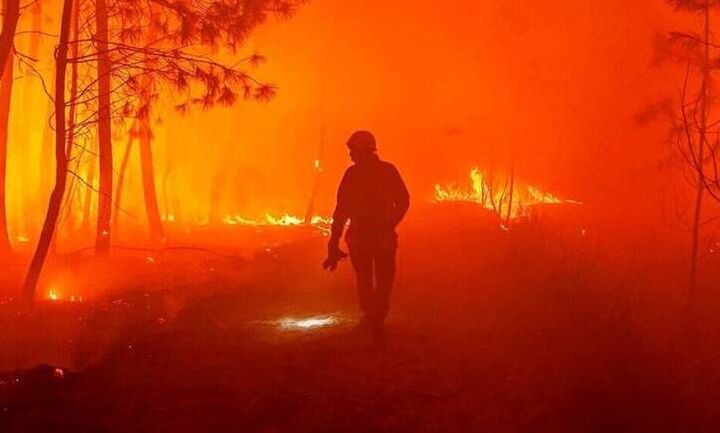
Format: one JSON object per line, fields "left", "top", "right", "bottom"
{"left": 1, "top": 218, "right": 719, "bottom": 432}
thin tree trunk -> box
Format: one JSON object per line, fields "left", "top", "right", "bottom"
{"left": 505, "top": 162, "right": 515, "bottom": 225}
{"left": 139, "top": 100, "right": 165, "bottom": 241}
{"left": 0, "top": 0, "right": 19, "bottom": 72}
{"left": 39, "top": 94, "right": 55, "bottom": 202}
{"left": 13, "top": 0, "right": 38, "bottom": 240}
{"left": 35, "top": 3, "right": 55, "bottom": 207}
{"left": 0, "top": 45, "right": 13, "bottom": 253}
{"left": 82, "top": 150, "right": 97, "bottom": 234}
{"left": 208, "top": 112, "right": 237, "bottom": 225}
{"left": 208, "top": 169, "right": 226, "bottom": 225}
{"left": 113, "top": 123, "right": 135, "bottom": 236}
{"left": 304, "top": 120, "right": 325, "bottom": 223}
{"left": 67, "top": 0, "right": 79, "bottom": 159}
{"left": 23, "top": 0, "right": 73, "bottom": 302}
{"left": 689, "top": 7, "right": 710, "bottom": 301}
{"left": 137, "top": 19, "right": 165, "bottom": 241}
{"left": 0, "top": 0, "right": 19, "bottom": 254}
{"left": 61, "top": 0, "right": 81, "bottom": 235}
{"left": 95, "top": 0, "right": 113, "bottom": 255}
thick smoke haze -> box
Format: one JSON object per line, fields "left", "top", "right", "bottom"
{"left": 164, "top": 0, "right": 684, "bottom": 220}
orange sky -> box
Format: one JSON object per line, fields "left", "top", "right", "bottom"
{"left": 174, "top": 0, "right": 685, "bottom": 218}
{"left": 5, "top": 0, "right": 705, "bottom": 242}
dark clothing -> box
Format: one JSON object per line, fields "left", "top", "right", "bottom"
{"left": 349, "top": 234, "right": 397, "bottom": 320}
{"left": 329, "top": 155, "right": 410, "bottom": 246}
{"left": 329, "top": 154, "right": 409, "bottom": 322}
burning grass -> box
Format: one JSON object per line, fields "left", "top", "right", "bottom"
{"left": 434, "top": 168, "right": 581, "bottom": 221}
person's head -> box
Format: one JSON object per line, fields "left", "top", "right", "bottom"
{"left": 346, "top": 130, "right": 377, "bottom": 163}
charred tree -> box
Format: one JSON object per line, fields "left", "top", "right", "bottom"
{"left": 304, "top": 118, "right": 325, "bottom": 223}
{"left": 0, "top": 43, "right": 12, "bottom": 253}
{"left": 505, "top": 162, "right": 516, "bottom": 225}
{"left": 137, "top": 64, "right": 165, "bottom": 241}
{"left": 139, "top": 111, "right": 164, "bottom": 241}
{"left": 23, "top": 0, "right": 74, "bottom": 301}
{"left": 61, "top": 0, "right": 81, "bottom": 235}
{"left": 0, "top": 0, "right": 19, "bottom": 254}
{"left": 0, "top": 0, "right": 18, "bottom": 73}
{"left": 95, "top": 0, "right": 113, "bottom": 256}
{"left": 113, "top": 123, "right": 136, "bottom": 237}
{"left": 51, "top": 0, "right": 303, "bottom": 244}
{"left": 81, "top": 150, "right": 97, "bottom": 235}
{"left": 663, "top": 0, "right": 720, "bottom": 300}
{"left": 688, "top": 6, "right": 710, "bottom": 300}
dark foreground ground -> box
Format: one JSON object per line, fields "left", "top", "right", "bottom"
{"left": 1, "top": 204, "right": 719, "bottom": 433}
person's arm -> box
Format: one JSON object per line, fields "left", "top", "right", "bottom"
{"left": 324, "top": 169, "right": 351, "bottom": 271}
{"left": 390, "top": 165, "right": 410, "bottom": 228}
{"left": 329, "top": 169, "right": 351, "bottom": 251}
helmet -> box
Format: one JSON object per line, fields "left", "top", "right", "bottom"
{"left": 346, "top": 130, "right": 377, "bottom": 151}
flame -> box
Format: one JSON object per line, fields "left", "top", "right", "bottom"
{"left": 47, "top": 290, "right": 60, "bottom": 302}
{"left": 434, "top": 168, "right": 578, "bottom": 220}
{"left": 527, "top": 186, "right": 561, "bottom": 204}
{"left": 221, "top": 213, "right": 332, "bottom": 235}
{"left": 265, "top": 213, "right": 304, "bottom": 226}
{"left": 45, "top": 287, "right": 83, "bottom": 303}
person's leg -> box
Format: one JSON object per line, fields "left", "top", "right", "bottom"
{"left": 349, "top": 244, "right": 374, "bottom": 320}
{"left": 373, "top": 242, "right": 397, "bottom": 323}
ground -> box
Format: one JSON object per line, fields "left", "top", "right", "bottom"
{"left": 1, "top": 204, "right": 719, "bottom": 432}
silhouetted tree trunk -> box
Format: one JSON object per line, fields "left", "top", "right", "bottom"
{"left": 34, "top": 4, "right": 55, "bottom": 208}
{"left": 138, "top": 97, "right": 165, "bottom": 241}
{"left": 208, "top": 111, "right": 236, "bottom": 225}
{"left": 688, "top": 6, "right": 710, "bottom": 302}
{"left": 95, "top": 0, "right": 113, "bottom": 255}
{"left": 208, "top": 170, "right": 226, "bottom": 225}
{"left": 162, "top": 156, "right": 173, "bottom": 221}
{"left": 0, "top": 0, "right": 19, "bottom": 254}
{"left": 23, "top": 0, "right": 73, "bottom": 301}
{"left": 82, "top": 151, "right": 96, "bottom": 235}
{"left": 136, "top": 17, "right": 165, "bottom": 241}
{"left": 0, "top": 0, "right": 18, "bottom": 73}
{"left": 13, "top": 1, "right": 38, "bottom": 241}
{"left": 113, "top": 123, "right": 136, "bottom": 236}
{"left": 304, "top": 121, "right": 325, "bottom": 223}
{"left": 67, "top": 0, "right": 80, "bottom": 158}
{"left": 505, "top": 163, "right": 515, "bottom": 225}
{"left": 61, "top": 0, "right": 81, "bottom": 235}
{"left": 0, "top": 45, "right": 12, "bottom": 253}
{"left": 39, "top": 99, "right": 55, "bottom": 204}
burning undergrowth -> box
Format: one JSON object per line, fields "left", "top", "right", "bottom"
{"left": 434, "top": 168, "right": 582, "bottom": 224}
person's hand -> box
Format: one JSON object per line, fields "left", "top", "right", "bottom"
{"left": 322, "top": 245, "right": 348, "bottom": 271}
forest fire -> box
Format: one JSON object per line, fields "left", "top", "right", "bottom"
{"left": 434, "top": 168, "right": 580, "bottom": 221}
{"left": 2, "top": 0, "right": 720, "bottom": 432}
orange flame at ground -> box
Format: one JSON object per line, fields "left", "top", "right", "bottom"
{"left": 434, "top": 168, "right": 578, "bottom": 220}
{"left": 221, "top": 213, "right": 332, "bottom": 235}
{"left": 45, "top": 287, "right": 83, "bottom": 303}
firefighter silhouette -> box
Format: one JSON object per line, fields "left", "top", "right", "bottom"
{"left": 323, "top": 130, "right": 410, "bottom": 345}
